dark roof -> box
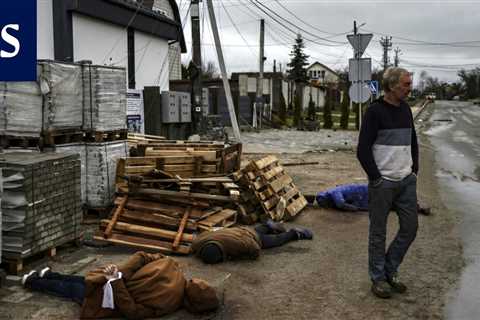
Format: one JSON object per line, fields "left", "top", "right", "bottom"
{"left": 307, "top": 61, "right": 338, "bottom": 76}
{"left": 109, "top": 0, "right": 187, "bottom": 52}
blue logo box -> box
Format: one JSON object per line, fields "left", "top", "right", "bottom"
{"left": 0, "top": 0, "right": 37, "bottom": 81}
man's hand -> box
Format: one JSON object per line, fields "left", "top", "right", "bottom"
{"left": 103, "top": 264, "right": 120, "bottom": 281}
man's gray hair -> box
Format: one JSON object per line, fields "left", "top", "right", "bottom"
{"left": 383, "top": 67, "right": 409, "bottom": 92}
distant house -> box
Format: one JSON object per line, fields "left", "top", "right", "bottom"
{"left": 307, "top": 62, "right": 339, "bottom": 86}
{"left": 37, "top": 0, "right": 186, "bottom": 90}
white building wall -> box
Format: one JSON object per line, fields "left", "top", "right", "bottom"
{"left": 72, "top": 13, "right": 128, "bottom": 69}
{"left": 37, "top": 0, "right": 54, "bottom": 59}
{"left": 134, "top": 30, "right": 170, "bottom": 90}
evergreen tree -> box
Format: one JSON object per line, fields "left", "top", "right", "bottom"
{"left": 287, "top": 34, "right": 309, "bottom": 127}
{"left": 340, "top": 92, "right": 350, "bottom": 130}
{"left": 287, "top": 34, "right": 310, "bottom": 83}
{"left": 323, "top": 88, "right": 333, "bottom": 129}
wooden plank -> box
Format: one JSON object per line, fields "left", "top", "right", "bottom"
{"left": 264, "top": 196, "right": 279, "bottom": 210}
{"left": 283, "top": 186, "right": 300, "bottom": 203}
{"left": 135, "top": 188, "right": 235, "bottom": 202}
{"left": 104, "top": 196, "right": 128, "bottom": 238}
{"left": 222, "top": 182, "right": 239, "bottom": 189}
{"left": 163, "top": 164, "right": 195, "bottom": 172}
{"left": 254, "top": 155, "right": 278, "bottom": 170}
{"left": 270, "top": 174, "right": 293, "bottom": 193}
{"left": 125, "top": 166, "right": 155, "bottom": 174}
{"left": 125, "top": 158, "right": 157, "bottom": 165}
{"left": 173, "top": 207, "right": 191, "bottom": 250}
{"left": 161, "top": 156, "right": 196, "bottom": 164}
{"left": 189, "top": 206, "right": 223, "bottom": 220}
{"left": 145, "top": 150, "right": 218, "bottom": 162}
{"left": 262, "top": 166, "right": 284, "bottom": 180}
{"left": 286, "top": 196, "right": 308, "bottom": 217}
{"left": 258, "top": 188, "right": 275, "bottom": 201}
{"left": 120, "top": 209, "right": 197, "bottom": 230}
{"left": 198, "top": 209, "right": 237, "bottom": 227}
{"left": 121, "top": 199, "right": 185, "bottom": 218}
{"left": 94, "top": 233, "right": 190, "bottom": 255}
{"left": 100, "top": 220, "right": 194, "bottom": 242}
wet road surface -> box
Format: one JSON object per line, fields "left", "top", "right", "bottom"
{"left": 422, "top": 100, "right": 480, "bottom": 319}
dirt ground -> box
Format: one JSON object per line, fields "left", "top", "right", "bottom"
{"left": 0, "top": 109, "right": 464, "bottom": 319}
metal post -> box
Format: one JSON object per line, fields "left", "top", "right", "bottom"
{"left": 256, "top": 19, "right": 265, "bottom": 129}
{"left": 191, "top": 0, "right": 202, "bottom": 133}
{"left": 206, "top": 0, "right": 241, "bottom": 142}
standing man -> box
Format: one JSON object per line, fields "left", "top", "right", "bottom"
{"left": 357, "top": 67, "right": 419, "bottom": 299}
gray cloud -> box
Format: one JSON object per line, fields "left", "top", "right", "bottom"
{"left": 179, "top": 0, "right": 480, "bottom": 84}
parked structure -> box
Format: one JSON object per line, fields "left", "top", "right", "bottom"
{"left": 37, "top": 0, "right": 186, "bottom": 90}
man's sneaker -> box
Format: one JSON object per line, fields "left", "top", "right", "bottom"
{"left": 290, "top": 227, "right": 313, "bottom": 240}
{"left": 39, "top": 267, "right": 51, "bottom": 278}
{"left": 265, "top": 219, "right": 287, "bottom": 234}
{"left": 387, "top": 275, "right": 407, "bottom": 293}
{"left": 21, "top": 270, "right": 37, "bottom": 286}
{"left": 371, "top": 280, "right": 392, "bottom": 299}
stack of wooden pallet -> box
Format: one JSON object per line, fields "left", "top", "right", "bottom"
{"left": 96, "top": 175, "right": 240, "bottom": 254}
{"left": 134, "top": 141, "right": 242, "bottom": 178}
{"left": 233, "top": 155, "right": 308, "bottom": 222}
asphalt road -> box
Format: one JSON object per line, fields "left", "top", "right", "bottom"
{"left": 422, "top": 100, "right": 480, "bottom": 319}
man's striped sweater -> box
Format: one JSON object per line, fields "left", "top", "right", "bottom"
{"left": 357, "top": 98, "right": 418, "bottom": 182}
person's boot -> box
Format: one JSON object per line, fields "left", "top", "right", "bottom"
{"left": 371, "top": 280, "right": 392, "bottom": 299}
{"left": 387, "top": 274, "right": 407, "bottom": 293}
{"left": 290, "top": 227, "right": 313, "bottom": 240}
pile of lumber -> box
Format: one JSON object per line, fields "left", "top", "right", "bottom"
{"left": 233, "top": 155, "right": 308, "bottom": 222}
{"left": 133, "top": 141, "right": 242, "bottom": 177}
{"left": 96, "top": 174, "right": 241, "bottom": 254}
{"left": 127, "top": 133, "right": 165, "bottom": 149}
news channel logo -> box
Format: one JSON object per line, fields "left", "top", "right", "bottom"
{"left": 0, "top": 1, "right": 37, "bottom": 81}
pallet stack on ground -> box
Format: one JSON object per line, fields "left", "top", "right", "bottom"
{"left": 97, "top": 175, "right": 240, "bottom": 254}
{"left": 82, "top": 64, "right": 127, "bottom": 133}
{"left": 0, "top": 152, "right": 82, "bottom": 273}
{"left": 0, "top": 61, "right": 128, "bottom": 150}
{"left": 233, "top": 155, "right": 308, "bottom": 222}
{"left": 134, "top": 141, "right": 242, "bottom": 178}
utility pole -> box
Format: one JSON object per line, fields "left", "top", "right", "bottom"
{"left": 256, "top": 19, "right": 265, "bottom": 129}
{"left": 206, "top": 0, "right": 241, "bottom": 141}
{"left": 191, "top": 0, "right": 202, "bottom": 133}
{"left": 380, "top": 36, "right": 393, "bottom": 71}
{"left": 394, "top": 47, "right": 401, "bottom": 67}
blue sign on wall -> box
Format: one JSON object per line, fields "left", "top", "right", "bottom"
{"left": 0, "top": 1, "right": 37, "bottom": 81}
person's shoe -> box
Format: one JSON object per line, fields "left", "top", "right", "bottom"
{"left": 265, "top": 219, "right": 287, "bottom": 234}
{"left": 39, "top": 267, "right": 51, "bottom": 278}
{"left": 371, "top": 280, "right": 392, "bottom": 299}
{"left": 290, "top": 227, "right": 313, "bottom": 240}
{"left": 21, "top": 270, "right": 37, "bottom": 286}
{"left": 387, "top": 275, "right": 407, "bottom": 293}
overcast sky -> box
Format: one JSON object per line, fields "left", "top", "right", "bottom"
{"left": 176, "top": 0, "right": 480, "bottom": 86}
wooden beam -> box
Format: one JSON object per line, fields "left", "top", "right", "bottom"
{"left": 100, "top": 220, "right": 194, "bottom": 242}
{"left": 173, "top": 206, "right": 191, "bottom": 250}
{"left": 94, "top": 233, "right": 190, "bottom": 255}
{"left": 134, "top": 188, "right": 235, "bottom": 202}
{"left": 104, "top": 196, "right": 128, "bottom": 238}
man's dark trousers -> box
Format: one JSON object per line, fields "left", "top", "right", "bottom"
{"left": 368, "top": 173, "right": 418, "bottom": 282}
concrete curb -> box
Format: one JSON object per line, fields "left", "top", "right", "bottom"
{"left": 413, "top": 99, "right": 432, "bottom": 121}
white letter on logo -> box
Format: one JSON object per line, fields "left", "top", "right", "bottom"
{"left": 0, "top": 24, "right": 20, "bottom": 58}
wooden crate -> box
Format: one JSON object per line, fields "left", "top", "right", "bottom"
{"left": 197, "top": 209, "right": 237, "bottom": 232}
{"left": 242, "top": 155, "right": 307, "bottom": 221}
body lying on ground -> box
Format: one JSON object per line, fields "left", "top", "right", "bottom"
{"left": 22, "top": 251, "right": 219, "bottom": 320}
{"left": 316, "top": 183, "right": 431, "bottom": 215}
{"left": 191, "top": 221, "right": 313, "bottom": 264}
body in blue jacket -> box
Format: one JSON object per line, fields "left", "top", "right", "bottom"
{"left": 316, "top": 184, "right": 368, "bottom": 211}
